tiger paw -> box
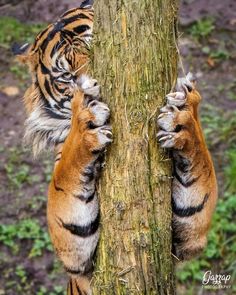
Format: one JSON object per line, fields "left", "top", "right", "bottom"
{"left": 165, "top": 72, "right": 194, "bottom": 107}
{"left": 157, "top": 73, "right": 199, "bottom": 150}
{"left": 87, "top": 100, "right": 110, "bottom": 128}
{"left": 84, "top": 125, "right": 113, "bottom": 153}
{"left": 79, "top": 74, "right": 101, "bottom": 99}
{"left": 157, "top": 130, "right": 186, "bottom": 149}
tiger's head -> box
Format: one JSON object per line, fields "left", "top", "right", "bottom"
{"left": 13, "top": 0, "right": 94, "bottom": 155}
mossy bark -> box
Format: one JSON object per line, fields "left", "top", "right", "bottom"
{"left": 91, "top": 1, "right": 178, "bottom": 294}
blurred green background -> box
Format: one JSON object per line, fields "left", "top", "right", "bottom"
{"left": 0, "top": 0, "right": 235, "bottom": 294}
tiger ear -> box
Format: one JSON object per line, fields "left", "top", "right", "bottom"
{"left": 12, "top": 42, "right": 32, "bottom": 64}
{"left": 80, "top": 0, "right": 94, "bottom": 8}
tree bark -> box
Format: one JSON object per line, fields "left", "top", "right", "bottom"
{"left": 91, "top": 1, "right": 178, "bottom": 294}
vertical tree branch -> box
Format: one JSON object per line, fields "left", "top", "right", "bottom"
{"left": 92, "top": 1, "right": 179, "bottom": 293}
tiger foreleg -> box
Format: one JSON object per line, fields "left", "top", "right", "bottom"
{"left": 48, "top": 77, "right": 112, "bottom": 294}
{"left": 157, "top": 73, "right": 217, "bottom": 260}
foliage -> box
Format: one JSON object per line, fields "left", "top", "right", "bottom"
{"left": 15, "top": 265, "right": 27, "bottom": 284}
{"left": 201, "top": 105, "right": 236, "bottom": 148}
{"left": 0, "top": 17, "right": 45, "bottom": 84}
{"left": 5, "top": 161, "right": 30, "bottom": 188}
{"left": 10, "top": 63, "right": 29, "bottom": 81}
{"left": 0, "top": 218, "right": 53, "bottom": 257}
{"left": 225, "top": 149, "right": 236, "bottom": 194}
{"left": 37, "top": 286, "right": 66, "bottom": 295}
{"left": 3, "top": 147, "right": 52, "bottom": 190}
{"left": 0, "top": 17, "right": 45, "bottom": 49}
{"left": 188, "top": 18, "right": 215, "bottom": 39}
{"left": 202, "top": 46, "right": 230, "bottom": 61}
{"left": 4, "top": 148, "right": 32, "bottom": 189}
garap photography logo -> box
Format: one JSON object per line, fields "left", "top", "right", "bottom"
{"left": 202, "top": 270, "right": 231, "bottom": 289}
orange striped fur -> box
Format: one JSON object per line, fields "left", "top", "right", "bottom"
{"left": 157, "top": 73, "right": 218, "bottom": 260}
{"left": 14, "top": 2, "right": 112, "bottom": 294}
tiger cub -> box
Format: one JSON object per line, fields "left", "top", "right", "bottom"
{"left": 14, "top": 1, "right": 111, "bottom": 294}
{"left": 157, "top": 73, "right": 218, "bottom": 260}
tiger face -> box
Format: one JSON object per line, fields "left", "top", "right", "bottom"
{"left": 13, "top": 5, "right": 94, "bottom": 155}
{"left": 14, "top": 6, "right": 94, "bottom": 118}
{"left": 33, "top": 41, "right": 91, "bottom": 118}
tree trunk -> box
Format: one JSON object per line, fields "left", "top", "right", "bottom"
{"left": 91, "top": 0, "right": 178, "bottom": 294}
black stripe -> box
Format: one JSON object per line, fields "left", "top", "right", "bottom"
{"left": 50, "top": 39, "right": 66, "bottom": 59}
{"left": 175, "top": 154, "right": 191, "bottom": 173}
{"left": 65, "top": 267, "right": 82, "bottom": 275}
{"left": 63, "top": 14, "right": 88, "bottom": 27}
{"left": 53, "top": 179, "right": 65, "bottom": 192}
{"left": 73, "top": 37, "right": 89, "bottom": 47}
{"left": 37, "top": 86, "right": 52, "bottom": 110}
{"left": 91, "top": 147, "right": 106, "bottom": 155}
{"left": 51, "top": 66, "right": 61, "bottom": 73}
{"left": 174, "top": 169, "right": 199, "bottom": 187}
{"left": 44, "top": 79, "right": 54, "bottom": 100}
{"left": 73, "top": 24, "right": 90, "bottom": 35}
{"left": 57, "top": 96, "right": 72, "bottom": 108}
{"left": 40, "top": 21, "right": 64, "bottom": 53}
{"left": 55, "top": 139, "right": 66, "bottom": 145}
{"left": 65, "top": 260, "right": 93, "bottom": 276}
{"left": 63, "top": 11, "right": 90, "bottom": 21}
{"left": 70, "top": 279, "right": 73, "bottom": 292}
{"left": 172, "top": 193, "right": 209, "bottom": 217}
{"left": 53, "top": 81, "right": 67, "bottom": 95}
{"left": 61, "top": 29, "right": 77, "bottom": 42}
{"left": 80, "top": 0, "right": 94, "bottom": 8}
{"left": 75, "top": 282, "right": 83, "bottom": 295}
{"left": 61, "top": 212, "right": 100, "bottom": 237}
{"left": 32, "top": 25, "right": 52, "bottom": 51}
{"left": 75, "top": 191, "right": 95, "bottom": 203}
{"left": 40, "top": 60, "right": 50, "bottom": 75}
{"left": 44, "top": 107, "right": 67, "bottom": 120}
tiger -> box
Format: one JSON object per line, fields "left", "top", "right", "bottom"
{"left": 157, "top": 73, "right": 218, "bottom": 260}
{"left": 13, "top": 1, "right": 112, "bottom": 294}
{"left": 13, "top": 0, "right": 218, "bottom": 294}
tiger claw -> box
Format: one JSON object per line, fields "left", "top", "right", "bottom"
{"left": 158, "top": 135, "right": 173, "bottom": 142}
{"left": 97, "top": 126, "right": 113, "bottom": 145}
{"left": 176, "top": 72, "right": 196, "bottom": 93}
